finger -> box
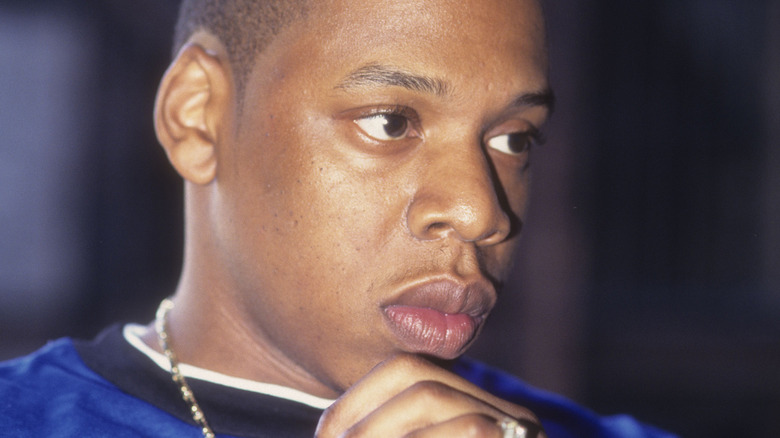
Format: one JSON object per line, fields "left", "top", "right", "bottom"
{"left": 402, "top": 413, "right": 503, "bottom": 438}
{"left": 497, "top": 417, "right": 548, "bottom": 438}
{"left": 405, "top": 415, "right": 549, "bottom": 438}
{"left": 342, "top": 354, "right": 532, "bottom": 416}
{"left": 317, "top": 354, "right": 540, "bottom": 436}
{"left": 342, "top": 381, "right": 506, "bottom": 436}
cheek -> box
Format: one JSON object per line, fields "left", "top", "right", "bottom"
{"left": 254, "top": 155, "right": 401, "bottom": 289}
{"left": 278, "top": 125, "right": 408, "bottom": 259}
{"left": 495, "top": 163, "right": 531, "bottom": 220}
{"left": 487, "top": 168, "right": 529, "bottom": 276}
{"left": 301, "top": 170, "right": 402, "bottom": 260}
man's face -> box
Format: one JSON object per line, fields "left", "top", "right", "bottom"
{"left": 212, "top": 0, "right": 550, "bottom": 394}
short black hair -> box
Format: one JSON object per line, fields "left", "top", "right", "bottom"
{"left": 173, "top": 0, "right": 308, "bottom": 93}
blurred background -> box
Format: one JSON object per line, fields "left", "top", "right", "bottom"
{"left": 1, "top": 1, "right": 778, "bottom": 437}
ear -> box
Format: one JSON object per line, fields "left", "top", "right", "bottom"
{"left": 154, "top": 43, "right": 231, "bottom": 185}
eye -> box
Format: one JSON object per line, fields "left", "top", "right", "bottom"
{"left": 486, "top": 131, "right": 537, "bottom": 155}
{"left": 355, "top": 113, "right": 411, "bottom": 141}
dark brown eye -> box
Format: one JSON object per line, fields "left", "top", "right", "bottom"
{"left": 355, "top": 113, "right": 410, "bottom": 140}
{"left": 487, "top": 132, "right": 531, "bottom": 155}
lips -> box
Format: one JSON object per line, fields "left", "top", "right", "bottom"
{"left": 381, "top": 278, "right": 496, "bottom": 359}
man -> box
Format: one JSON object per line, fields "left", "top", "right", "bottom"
{"left": 1, "top": 0, "right": 676, "bottom": 437}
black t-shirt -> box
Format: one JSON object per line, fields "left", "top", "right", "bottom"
{"left": 74, "top": 325, "right": 324, "bottom": 438}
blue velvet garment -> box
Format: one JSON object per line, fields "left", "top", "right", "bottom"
{"left": 0, "top": 339, "right": 214, "bottom": 438}
{"left": 0, "top": 330, "right": 678, "bottom": 437}
{"left": 453, "top": 358, "right": 678, "bottom": 438}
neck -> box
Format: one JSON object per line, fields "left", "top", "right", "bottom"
{"left": 144, "top": 186, "right": 342, "bottom": 399}
{"left": 141, "top": 283, "right": 341, "bottom": 400}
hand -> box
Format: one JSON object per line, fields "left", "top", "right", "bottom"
{"left": 316, "top": 354, "right": 545, "bottom": 437}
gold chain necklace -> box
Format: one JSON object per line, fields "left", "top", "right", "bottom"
{"left": 155, "top": 298, "right": 216, "bottom": 438}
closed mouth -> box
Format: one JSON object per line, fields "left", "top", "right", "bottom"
{"left": 381, "top": 277, "right": 495, "bottom": 358}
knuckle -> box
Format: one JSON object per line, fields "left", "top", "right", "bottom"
{"left": 501, "top": 403, "right": 542, "bottom": 428}
{"left": 407, "top": 379, "right": 450, "bottom": 402}
{"left": 318, "top": 405, "right": 336, "bottom": 424}
{"left": 314, "top": 406, "right": 340, "bottom": 438}
{"left": 384, "top": 352, "right": 432, "bottom": 374}
{"left": 459, "top": 414, "right": 499, "bottom": 437}
{"left": 339, "top": 424, "right": 366, "bottom": 438}
{"left": 515, "top": 407, "right": 542, "bottom": 426}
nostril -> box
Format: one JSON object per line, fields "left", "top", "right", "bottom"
{"left": 425, "top": 222, "right": 449, "bottom": 235}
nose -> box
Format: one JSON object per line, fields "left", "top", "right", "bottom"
{"left": 406, "top": 143, "right": 512, "bottom": 246}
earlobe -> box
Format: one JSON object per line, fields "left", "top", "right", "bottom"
{"left": 154, "top": 43, "right": 231, "bottom": 185}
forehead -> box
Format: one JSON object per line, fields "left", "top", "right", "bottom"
{"left": 310, "top": 0, "right": 544, "bottom": 39}
{"left": 329, "top": 0, "right": 542, "bottom": 70}
{"left": 246, "top": 0, "right": 548, "bottom": 98}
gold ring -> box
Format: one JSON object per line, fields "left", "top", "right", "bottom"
{"left": 498, "top": 417, "right": 527, "bottom": 438}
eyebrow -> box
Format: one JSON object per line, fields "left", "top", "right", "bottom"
{"left": 336, "top": 64, "right": 450, "bottom": 96}
{"left": 513, "top": 88, "right": 556, "bottom": 114}
{"left": 336, "top": 63, "right": 556, "bottom": 113}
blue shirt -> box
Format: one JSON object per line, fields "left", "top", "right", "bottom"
{"left": 0, "top": 326, "right": 677, "bottom": 437}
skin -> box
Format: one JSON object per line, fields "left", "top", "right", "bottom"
{"left": 147, "top": 0, "right": 551, "bottom": 435}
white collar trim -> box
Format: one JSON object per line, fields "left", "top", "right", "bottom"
{"left": 122, "top": 324, "right": 335, "bottom": 410}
